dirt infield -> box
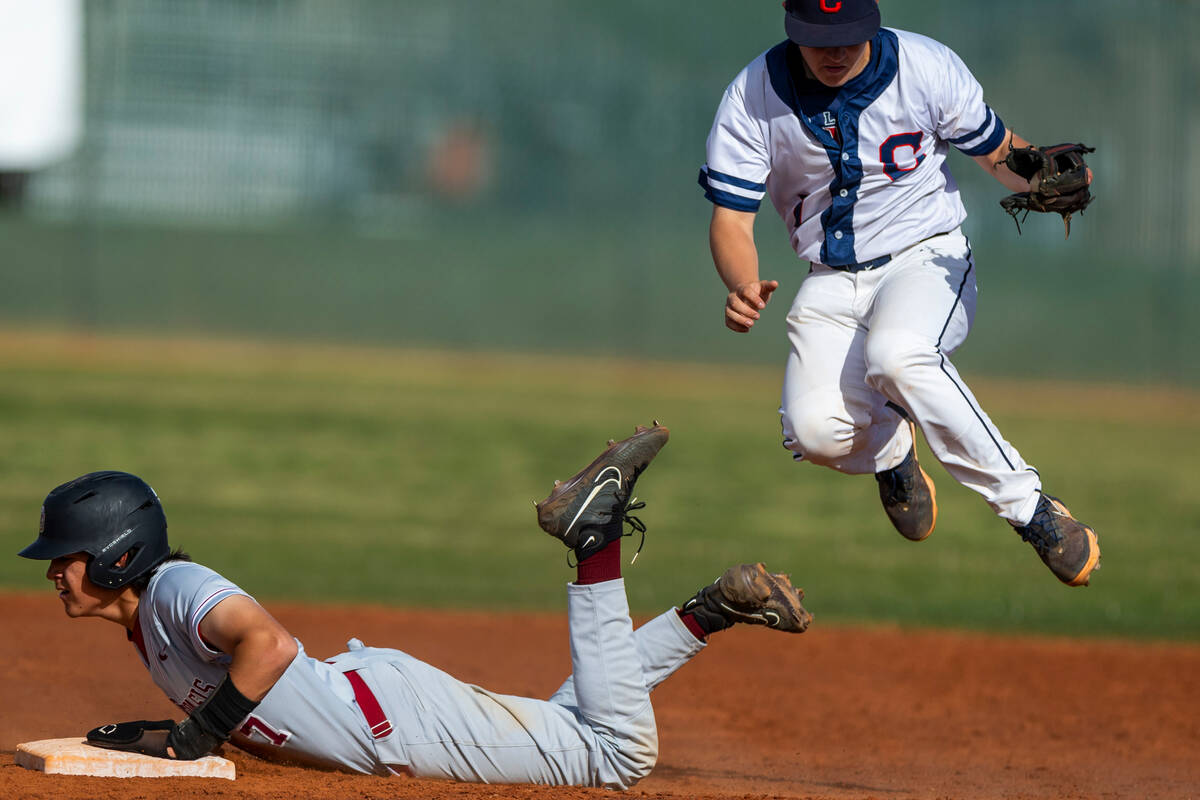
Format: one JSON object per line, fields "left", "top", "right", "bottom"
{"left": 2, "top": 593, "right": 1197, "bottom": 800}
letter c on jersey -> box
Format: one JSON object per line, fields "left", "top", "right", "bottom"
{"left": 880, "top": 132, "right": 925, "bottom": 181}
{"left": 820, "top": 0, "right": 843, "bottom": 12}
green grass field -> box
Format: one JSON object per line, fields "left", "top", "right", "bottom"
{"left": 1, "top": 330, "right": 1196, "bottom": 640}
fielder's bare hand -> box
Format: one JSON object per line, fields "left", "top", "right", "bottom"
{"left": 725, "top": 279, "right": 778, "bottom": 333}
{"left": 708, "top": 205, "right": 776, "bottom": 333}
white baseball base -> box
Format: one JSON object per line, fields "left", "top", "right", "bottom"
{"left": 15, "top": 738, "right": 235, "bottom": 779}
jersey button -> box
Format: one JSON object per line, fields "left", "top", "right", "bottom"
{"left": 833, "top": 231, "right": 844, "bottom": 240}
{"left": 841, "top": 152, "right": 850, "bottom": 161}
{"left": 839, "top": 189, "right": 848, "bottom": 197}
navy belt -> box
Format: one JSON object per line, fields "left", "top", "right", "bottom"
{"left": 823, "top": 231, "right": 955, "bottom": 273}
{"left": 827, "top": 254, "right": 892, "bottom": 273}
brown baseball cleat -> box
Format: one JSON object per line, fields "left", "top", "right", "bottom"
{"left": 681, "top": 562, "right": 812, "bottom": 634}
{"left": 1012, "top": 493, "right": 1101, "bottom": 586}
{"left": 875, "top": 444, "right": 937, "bottom": 542}
{"left": 535, "top": 422, "right": 669, "bottom": 562}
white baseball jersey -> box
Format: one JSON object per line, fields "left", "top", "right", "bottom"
{"left": 699, "top": 28, "right": 1006, "bottom": 267}
{"left": 130, "top": 561, "right": 705, "bottom": 786}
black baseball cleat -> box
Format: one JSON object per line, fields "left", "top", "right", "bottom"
{"left": 1012, "top": 492, "right": 1100, "bottom": 587}
{"left": 874, "top": 443, "right": 937, "bottom": 542}
{"left": 681, "top": 562, "right": 812, "bottom": 634}
{"left": 535, "top": 423, "right": 669, "bottom": 562}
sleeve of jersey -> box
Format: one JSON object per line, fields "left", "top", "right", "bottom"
{"left": 936, "top": 48, "right": 1007, "bottom": 157}
{"left": 698, "top": 78, "right": 770, "bottom": 213}
{"left": 157, "top": 563, "right": 250, "bottom": 663}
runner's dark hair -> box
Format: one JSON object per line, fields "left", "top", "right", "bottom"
{"left": 128, "top": 548, "right": 192, "bottom": 595}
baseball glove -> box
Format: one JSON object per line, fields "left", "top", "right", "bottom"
{"left": 999, "top": 143, "right": 1095, "bottom": 237}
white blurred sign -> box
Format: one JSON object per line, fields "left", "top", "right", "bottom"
{"left": 0, "top": 0, "right": 83, "bottom": 168}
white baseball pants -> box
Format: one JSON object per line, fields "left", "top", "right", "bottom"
{"left": 779, "top": 228, "right": 1041, "bottom": 525}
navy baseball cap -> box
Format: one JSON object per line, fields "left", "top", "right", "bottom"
{"left": 784, "top": 0, "right": 881, "bottom": 47}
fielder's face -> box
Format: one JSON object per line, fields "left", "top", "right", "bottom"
{"left": 797, "top": 42, "right": 871, "bottom": 87}
{"left": 46, "top": 553, "right": 117, "bottom": 618}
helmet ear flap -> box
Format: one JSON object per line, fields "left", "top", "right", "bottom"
{"left": 87, "top": 544, "right": 138, "bottom": 588}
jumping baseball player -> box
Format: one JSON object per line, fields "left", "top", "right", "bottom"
{"left": 19, "top": 424, "right": 811, "bottom": 788}
{"left": 697, "top": 0, "right": 1100, "bottom": 585}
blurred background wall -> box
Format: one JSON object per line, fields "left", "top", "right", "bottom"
{"left": 2, "top": 0, "right": 1196, "bottom": 384}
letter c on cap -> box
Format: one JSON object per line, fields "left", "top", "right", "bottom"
{"left": 820, "top": 0, "right": 843, "bottom": 12}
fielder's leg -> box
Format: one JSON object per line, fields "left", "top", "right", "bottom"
{"left": 861, "top": 229, "right": 1099, "bottom": 585}
{"left": 861, "top": 230, "right": 1038, "bottom": 523}
{"left": 779, "top": 271, "right": 911, "bottom": 475}
{"left": 779, "top": 266, "right": 937, "bottom": 539}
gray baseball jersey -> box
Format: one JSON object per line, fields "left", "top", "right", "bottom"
{"left": 131, "top": 561, "right": 704, "bottom": 787}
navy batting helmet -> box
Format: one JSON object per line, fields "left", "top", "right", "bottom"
{"left": 19, "top": 471, "right": 170, "bottom": 589}
{"left": 785, "top": 0, "right": 880, "bottom": 48}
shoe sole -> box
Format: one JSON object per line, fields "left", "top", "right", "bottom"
{"left": 720, "top": 562, "right": 812, "bottom": 633}
{"left": 888, "top": 426, "right": 937, "bottom": 542}
{"left": 905, "top": 463, "right": 937, "bottom": 542}
{"left": 1065, "top": 527, "right": 1100, "bottom": 586}
{"left": 1050, "top": 497, "right": 1101, "bottom": 587}
{"left": 536, "top": 423, "right": 669, "bottom": 545}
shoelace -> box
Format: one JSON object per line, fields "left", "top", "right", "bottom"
{"left": 622, "top": 498, "right": 647, "bottom": 563}
{"left": 565, "top": 497, "right": 649, "bottom": 568}
{"left": 1016, "top": 507, "right": 1064, "bottom": 555}
{"left": 879, "top": 463, "right": 915, "bottom": 504}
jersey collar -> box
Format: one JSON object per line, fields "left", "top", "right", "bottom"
{"left": 767, "top": 28, "right": 899, "bottom": 126}
{"left": 127, "top": 608, "right": 150, "bottom": 666}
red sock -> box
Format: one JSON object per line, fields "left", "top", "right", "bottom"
{"left": 575, "top": 539, "right": 621, "bottom": 585}
{"left": 676, "top": 609, "right": 708, "bottom": 642}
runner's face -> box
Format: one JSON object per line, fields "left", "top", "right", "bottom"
{"left": 46, "top": 553, "right": 116, "bottom": 618}
{"left": 798, "top": 42, "right": 871, "bottom": 87}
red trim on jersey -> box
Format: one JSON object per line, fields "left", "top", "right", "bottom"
{"left": 344, "top": 669, "right": 394, "bottom": 739}
{"left": 191, "top": 588, "right": 235, "bottom": 645}
{"left": 127, "top": 610, "right": 149, "bottom": 666}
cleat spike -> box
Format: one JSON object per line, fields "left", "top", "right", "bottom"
{"left": 653, "top": 419, "right": 660, "bottom": 427}
{"left": 553, "top": 479, "right": 562, "bottom": 488}
{"left": 532, "top": 499, "right": 539, "bottom": 508}
{"left": 606, "top": 440, "right": 615, "bottom": 447}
